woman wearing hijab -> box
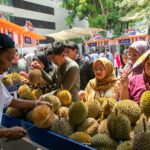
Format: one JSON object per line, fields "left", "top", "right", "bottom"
{"left": 122, "top": 40, "right": 149, "bottom": 75}
{"left": 78, "top": 58, "right": 119, "bottom": 101}
{"left": 121, "top": 52, "right": 150, "bottom": 103}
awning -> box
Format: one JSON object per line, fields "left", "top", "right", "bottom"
{"left": 23, "top": 31, "right": 46, "bottom": 40}
{"left": 0, "top": 18, "right": 25, "bottom": 32}
{"left": 46, "top": 27, "right": 106, "bottom": 40}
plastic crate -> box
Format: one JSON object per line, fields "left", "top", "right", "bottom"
{"left": 2, "top": 114, "right": 95, "bottom": 150}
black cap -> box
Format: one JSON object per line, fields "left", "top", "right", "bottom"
{"left": 0, "top": 33, "right": 15, "bottom": 50}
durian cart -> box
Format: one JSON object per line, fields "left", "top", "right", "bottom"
{"left": 2, "top": 114, "right": 95, "bottom": 150}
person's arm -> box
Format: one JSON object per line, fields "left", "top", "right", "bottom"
{"left": 61, "top": 66, "right": 80, "bottom": 90}
{"left": 0, "top": 127, "right": 27, "bottom": 140}
{"left": 120, "top": 73, "right": 129, "bottom": 100}
{"left": 9, "top": 98, "right": 52, "bottom": 109}
{"left": 41, "top": 69, "right": 56, "bottom": 85}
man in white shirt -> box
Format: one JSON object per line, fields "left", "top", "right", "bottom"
{"left": 0, "top": 33, "right": 51, "bottom": 141}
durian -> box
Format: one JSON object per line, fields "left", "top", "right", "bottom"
{"left": 51, "top": 117, "right": 73, "bottom": 137}
{"left": 10, "top": 73, "right": 22, "bottom": 84}
{"left": 58, "top": 106, "right": 69, "bottom": 118}
{"left": 28, "top": 69, "right": 42, "bottom": 85}
{"left": 77, "top": 118, "right": 98, "bottom": 136}
{"left": 113, "top": 100, "right": 141, "bottom": 124}
{"left": 116, "top": 141, "right": 132, "bottom": 150}
{"left": 19, "top": 91, "right": 36, "bottom": 100}
{"left": 107, "top": 111, "right": 131, "bottom": 141}
{"left": 69, "top": 132, "right": 91, "bottom": 144}
{"left": 140, "top": 91, "right": 150, "bottom": 117}
{"left": 91, "top": 134, "right": 117, "bottom": 150}
{"left": 32, "top": 89, "right": 43, "bottom": 99}
{"left": 57, "top": 90, "right": 72, "bottom": 106}
{"left": 32, "top": 105, "right": 55, "bottom": 128}
{"left": 43, "top": 94, "right": 61, "bottom": 112}
{"left": 86, "top": 100, "right": 101, "bottom": 119}
{"left": 132, "top": 118, "right": 150, "bottom": 150}
{"left": 18, "top": 84, "right": 31, "bottom": 96}
{"left": 1, "top": 77, "right": 13, "bottom": 86}
{"left": 98, "top": 119, "right": 109, "bottom": 135}
{"left": 5, "top": 107, "right": 24, "bottom": 118}
{"left": 69, "top": 101, "right": 88, "bottom": 126}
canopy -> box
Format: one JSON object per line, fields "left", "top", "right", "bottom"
{"left": 23, "top": 31, "right": 46, "bottom": 40}
{"left": 46, "top": 27, "right": 106, "bottom": 40}
{"left": 0, "top": 18, "right": 25, "bottom": 32}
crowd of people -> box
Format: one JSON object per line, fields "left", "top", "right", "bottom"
{"left": 0, "top": 32, "right": 150, "bottom": 141}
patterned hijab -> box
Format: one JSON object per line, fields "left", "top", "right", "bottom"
{"left": 89, "top": 58, "right": 117, "bottom": 91}
{"left": 129, "top": 41, "right": 150, "bottom": 75}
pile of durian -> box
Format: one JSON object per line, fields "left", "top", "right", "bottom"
{"left": 4, "top": 71, "right": 150, "bottom": 150}
{"left": 1, "top": 72, "right": 25, "bottom": 86}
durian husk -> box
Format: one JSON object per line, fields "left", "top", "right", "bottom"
{"left": 107, "top": 112, "right": 131, "bottom": 141}
{"left": 91, "top": 134, "right": 117, "bottom": 150}
{"left": 19, "top": 91, "right": 36, "bottom": 100}
{"left": 69, "top": 132, "right": 92, "bottom": 144}
{"left": 57, "top": 90, "right": 72, "bottom": 106}
{"left": 58, "top": 106, "right": 69, "bottom": 118}
{"left": 1, "top": 77, "right": 13, "bottom": 86}
{"left": 28, "top": 69, "right": 42, "bottom": 85}
{"left": 32, "top": 89, "right": 43, "bottom": 99}
{"left": 98, "top": 119, "right": 109, "bottom": 135}
{"left": 51, "top": 117, "right": 73, "bottom": 137}
{"left": 116, "top": 141, "right": 132, "bottom": 150}
{"left": 77, "top": 118, "right": 98, "bottom": 136}
{"left": 86, "top": 100, "right": 102, "bottom": 119}
{"left": 43, "top": 94, "right": 61, "bottom": 112}
{"left": 5, "top": 107, "right": 24, "bottom": 118}
{"left": 69, "top": 101, "right": 88, "bottom": 126}
{"left": 113, "top": 99, "right": 141, "bottom": 124}
{"left": 18, "top": 84, "right": 31, "bottom": 96}
{"left": 140, "top": 91, "right": 150, "bottom": 117}
{"left": 10, "top": 73, "right": 22, "bottom": 84}
{"left": 32, "top": 105, "right": 55, "bottom": 128}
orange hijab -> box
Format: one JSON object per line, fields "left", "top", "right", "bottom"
{"left": 89, "top": 58, "right": 118, "bottom": 91}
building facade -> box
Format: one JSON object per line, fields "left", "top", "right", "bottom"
{"left": 0, "top": 0, "right": 87, "bottom": 35}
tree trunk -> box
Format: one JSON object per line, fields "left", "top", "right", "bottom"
{"left": 148, "top": 26, "right": 150, "bottom": 34}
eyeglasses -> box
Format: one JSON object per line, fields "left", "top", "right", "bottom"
{"left": 94, "top": 67, "right": 105, "bottom": 71}
{"left": 127, "top": 53, "right": 139, "bottom": 58}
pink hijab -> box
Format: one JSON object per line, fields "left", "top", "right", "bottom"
{"left": 125, "top": 41, "right": 150, "bottom": 75}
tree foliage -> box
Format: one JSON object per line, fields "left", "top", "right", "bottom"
{"left": 61, "top": 0, "right": 150, "bottom": 36}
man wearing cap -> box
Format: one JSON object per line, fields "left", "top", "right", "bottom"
{"left": 64, "top": 42, "right": 94, "bottom": 90}
{"left": 0, "top": 33, "right": 51, "bottom": 141}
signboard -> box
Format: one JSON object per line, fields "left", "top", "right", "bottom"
{"left": 125, "top": 29, "right": 136, "bottom": 35}
{"left": 88, "top": 43, "right": 97, "bottom": 47}
{"left": 119, "top": 39, "right": 130, "bottom": 44}
{"left": 24, "top": 37, "right": 32, "bottom": 44}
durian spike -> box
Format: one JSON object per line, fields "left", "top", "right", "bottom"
{"left": 107, "top": 99, "right": 115, "bottom": 105}
{"left": 143, "top": 118, "right": 147, "bottom": 132}
{"left": 115, "top": 109, "right": 118, "bottom": 116}
{"left": 57, "top": 110, "right": 61, "bottom": 120}
{"left": 61, "top": 84, "right": 63, "bottom": 90}
{"left": 94, "top": 93, "right": 96, "bottom": 100}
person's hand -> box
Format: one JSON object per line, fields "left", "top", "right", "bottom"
{"left": 21, "top": 79, "right": 29, "bottom": 84}
{"left": 120, "top": 72, "right": 129, "bottom": 87}
{"left": 36, "top": 100, "right": 53, "bottom": 111}
{"left": 78, "top": 90, "right": 86, "bottom": 101}
{"left": 19, "top": 71, "right": 28, "bottom": 79}
{"left": 31, "top": 61, "right": 43, "bottom": 71}
{"left": 5, "top": 126, "right": 27, "bottom": 141}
